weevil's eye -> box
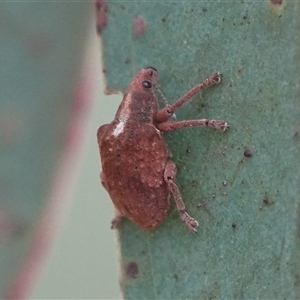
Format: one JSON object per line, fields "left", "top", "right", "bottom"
{"left": 142, "top": 80, "right": 152, "bottom": 88}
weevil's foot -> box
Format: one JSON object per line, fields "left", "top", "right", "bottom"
{"left": 208, "top": 120, "right": 228, "bottom": 132}
{"left": 111, "top": 215, "right": 123, "bottom": 229}
{"left": 180, "top": 211, "right": 199, "bottom": 233}
{"left": 212, "top": 72, "right": 222, "bottom": 84}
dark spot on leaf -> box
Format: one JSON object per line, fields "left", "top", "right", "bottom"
{"left": 95, "top": 0, "right": 108, "bottom": 35}
{"left": 174, "top": 273, "right": 179, "bottom": 281}
{"left": 293, "top": 123, "right": 300, "bottom": 138}
{"left": 294, "top": 274, "right": 300, "bottom": 286}
{"left": 260, "top": 196, "right": 274, "bottom": 210}
{"left": 190, "top": 179, "right": 199, "bottom": 187}
{"left": 270, "top": 0, "right": 283, "bottom": 4}
{"left": 125, "top": 261, "right": 139, "bottom": 279}
{"left": 232, "top": 223, "right": 237, "bottom": 229}
{"left": 161, "top": 13, "right": 169, "bottom": 23}
{"left": 95, "top": 1, "right": 101, "bottom": 10}
{"left": 237, "top": 67, "right": 244, "bottom": 73}
{"left": 132, "top": 15, "right": 147, "bottom": 36}
{"left": 244, "top": 149, "right": 252, "bottom": 157}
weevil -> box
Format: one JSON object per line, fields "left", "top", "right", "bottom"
{"left": 97, "top": 67, "right": 227, "bottom": 233}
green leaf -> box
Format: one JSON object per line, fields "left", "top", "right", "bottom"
{"left": 101, "top": 1, "right": 300, "bottom": 299}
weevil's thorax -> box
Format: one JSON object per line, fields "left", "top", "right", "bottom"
{"left": 114, "top": 67, "right": 159, "bottom": 123}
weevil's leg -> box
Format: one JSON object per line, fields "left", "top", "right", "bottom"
{"left": 156, "top": 72, "right": 221, "bottom": 123}
{"left": 157, "top": 119, "right": 228, "bottom": 132}
{"left": 164, "top": 160, "right": 199, "bottom": 233}
{"left": 111, "top": 208, "right": 124, "bottom": 229}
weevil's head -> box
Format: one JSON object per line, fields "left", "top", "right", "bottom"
{"left": 128, "top": 66, "right": 158, "bottom": 92}
{"left": 116, "top": 67, "right": 160, "bottom": 122}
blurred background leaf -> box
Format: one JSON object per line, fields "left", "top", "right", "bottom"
{"left": 0, "top": 2, "right": 93, "bottom": 298}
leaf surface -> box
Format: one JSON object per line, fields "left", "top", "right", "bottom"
{"left": 101, "top": 1, "right": 300, "bottom": 298}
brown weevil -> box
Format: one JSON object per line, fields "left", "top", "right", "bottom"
{"left": 97, "top": 67, "right": 227, "bottom": 233}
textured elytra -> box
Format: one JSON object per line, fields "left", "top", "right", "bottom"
{"left": 98, "top": 121, "right": 170, "bottom": 229}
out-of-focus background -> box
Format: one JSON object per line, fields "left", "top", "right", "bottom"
{"left": 29, "top": 22, "right": 121, "bottom": 300}
{"left": 1, "top": 3, "right": 122, "bottom": 298}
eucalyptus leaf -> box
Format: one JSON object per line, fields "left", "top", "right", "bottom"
{"left": 101, "top": 1, "right": 300, "bottom": 299}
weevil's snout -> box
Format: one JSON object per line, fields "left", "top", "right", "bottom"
{"left": 142, "top": 66, "right": 158, "bottom": 88}
{"left": 144, "top": 66, "right": 157, "bottom": 72}
{"left": 130, "top": 67, "right": 159, "bottom": 91}
{"left": 144, "top": 66, "right": 158, "bottom": 79}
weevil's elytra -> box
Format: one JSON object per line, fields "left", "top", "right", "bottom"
{"left": 97, "top": 67, "right": 228, "bottom": 233}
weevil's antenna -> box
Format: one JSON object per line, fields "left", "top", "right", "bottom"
{"left": 155, "top": 85, "right": 168, "bottom": 106}
{"left": 155, "top": 85, "right": 177, "bottom": 120}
